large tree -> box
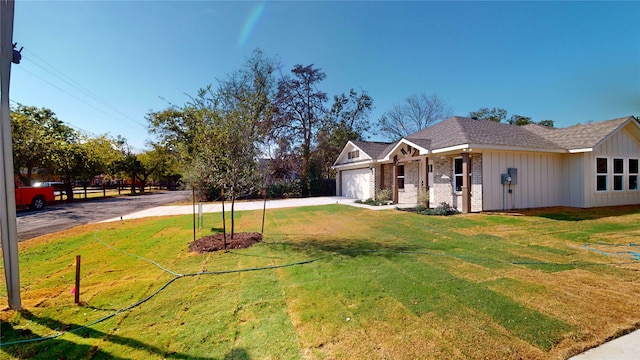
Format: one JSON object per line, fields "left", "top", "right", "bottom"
{"left": 315, "top": 89, "right": 373, "bottom": 180}
{"left": 272, "top": 64, "right": 328, "bottom": 196}
{"left": 468, "top": 107, "right": 507, "bottom": 123}
{"left": 468, "top": 107, "right": 555, "bottom": 127}
{"left": 10, "top": 105, "right": 62, "bottom": 185}
{"left": 377, "top": 93, "right": 452, "bottom": 140}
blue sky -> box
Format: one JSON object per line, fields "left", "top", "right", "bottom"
{"left": 11, "top": 1, "right": 640, "bottom": 151}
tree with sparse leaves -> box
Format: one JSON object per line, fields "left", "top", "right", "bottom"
{"left": 377, "top": 93, "right": 453, "bottom": 140}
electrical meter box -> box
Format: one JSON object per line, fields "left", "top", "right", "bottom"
{"left": 507, "top": 168, "right": 517, "bottom": 185}
{"left": 501, "top": 173, "right": 511, "bottom": 185}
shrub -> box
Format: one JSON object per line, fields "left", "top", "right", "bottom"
{"left": 376, "top": 189, "right": 392, "bottom": 203}
{"left": 268, "top": 179, "right": 302, "bottom": 199}
{"left": 420, "top": 202, "right": 460, "bottom": 216}
{"left": 355, "top": 198, "right": 387, "bottom": 206}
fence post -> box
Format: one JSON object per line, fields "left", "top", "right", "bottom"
{"left": 75, "top": 255, "right": 81, "bottom": 304}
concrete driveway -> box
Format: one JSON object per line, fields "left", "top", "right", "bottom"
{"left": 100, "top": 196, "right": 376, "bottom": 222}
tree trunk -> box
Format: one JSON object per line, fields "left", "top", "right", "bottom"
{"left": 230, "top": 186, "right": 235, "bottom": 239}
{"left": 64, "top": 174, "right": 74, "bottom": 200}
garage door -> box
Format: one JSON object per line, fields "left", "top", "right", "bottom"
{"left": 341, "top": 168, "right": 370, "bottom": 200}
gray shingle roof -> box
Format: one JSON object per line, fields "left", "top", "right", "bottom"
{"left": 347, "top": 116, "right": 636, "bottom": 161}
{"left": 522, "top": 116, "right": 633, "bottom": 150}
{"left": 409, "top": 116, "right": 561, "bottom": 150}
{"left": 351, "top": 140, "right": 396, "bottom": 159}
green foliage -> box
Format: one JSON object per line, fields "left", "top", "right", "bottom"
{"left": 354, "top": 198, "right": 388, "bottom": 206}
{"left": 267, "top": 179, "right": 302, "bottom": 198}
{"left": 273, "top": 64, "right": 328, "bottom": 196}
{"left": 469, "top": 107, "right": 507, "bottom": 122}
{"left": 418, "top": 202, "right": 460, "bottom": 216}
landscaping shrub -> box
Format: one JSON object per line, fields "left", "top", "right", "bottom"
{"left": 268, "top": 179, "right": 302, "bottom": 199}
{"left": 422, "top": 202, "right": 460, "bottom": 216}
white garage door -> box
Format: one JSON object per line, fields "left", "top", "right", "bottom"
{"left": 341, "top": 168, "right": 370, "bottom": 200}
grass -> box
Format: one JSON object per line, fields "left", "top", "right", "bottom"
{"left": 1, "top": 205, "right": 640, "bottom": 359}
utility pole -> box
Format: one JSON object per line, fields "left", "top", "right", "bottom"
{"left": 0, "top": 0, "right": 21, "bottom": 310}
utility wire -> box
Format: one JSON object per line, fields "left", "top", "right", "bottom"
{"left": 22, "top": 50, "right": 147, "bottom": 128}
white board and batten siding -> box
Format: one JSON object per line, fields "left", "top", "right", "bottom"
{"left": 582, "top": 127, "right": 640, "bottom": 207}
{"left": 482, "top": 150, "right": 564, "bottom": 211}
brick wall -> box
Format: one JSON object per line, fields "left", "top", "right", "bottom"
{"left": 398, "top": 160, "right": 420, "bottom": 204}
{"left": 471, "top": 154, "right": 483, "bottom": 212}
{"left": 432, "top": 156, "right": 454, "bottom": 208}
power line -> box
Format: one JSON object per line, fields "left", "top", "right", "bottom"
{"left": 22, "top": 49, "right": 148, "bottom": 128}
{"left": 15, "top": 66, "right": 145, "bottom": 133}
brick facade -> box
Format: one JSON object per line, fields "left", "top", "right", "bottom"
{"left": 429, "top": 154, "right": 483, "bottom": 212}
{"left": 397, "top": 160, "right": 420, "bottom": 204}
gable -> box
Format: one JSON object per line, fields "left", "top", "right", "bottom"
{"left": 592, "top": 123, "right": 640, "bottom": 156}
{"left": 334, "top": 141, "right": 375, "bottom": 166}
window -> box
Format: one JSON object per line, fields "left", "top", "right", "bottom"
{"left": 397, "top": 164, "right": 405, "bottom": 189}
{"left": 347, "top": 150, "right": 360, "bottom": 160}
{"left": 630, "top": 159, "right": 639, "bottom": 191}
{"left": 454, "top": 158, "right": 463, "bottom": 192}
{"left": 596, "top": 158, "right": 607, "bottom": 191}
{"left": 613, "top": 158, "right": 623, "bottom": 191}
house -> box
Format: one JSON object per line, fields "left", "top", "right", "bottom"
{"left": 333, "top": 116, "right": 640, "bottom": 212}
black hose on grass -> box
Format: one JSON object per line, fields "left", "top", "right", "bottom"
{"left": 0, "top": 234, "right": 323, "bottom": 348}
{"left": 3, "top": 236, "right": 637, "bottom": 348}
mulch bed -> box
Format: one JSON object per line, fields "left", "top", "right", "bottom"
{"left": 189, "top": 232, "right": 263, "bottom": 253}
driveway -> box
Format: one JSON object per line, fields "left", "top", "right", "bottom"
{"left": 17, "top": 191, "right": 190, "bottom": 241}
{"left": 100, "top": 196, "right": 366, "bottom": 222}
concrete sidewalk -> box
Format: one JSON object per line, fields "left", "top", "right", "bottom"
{"left": 99, "top": 196, "right": 640, "bottom": 358}
{"left": 568, "top": 329, "right": 640, "bottom": 360}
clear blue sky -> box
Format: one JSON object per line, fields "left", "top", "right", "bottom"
{"left": 11, "top": 1, "right": 640, "bottom": 151}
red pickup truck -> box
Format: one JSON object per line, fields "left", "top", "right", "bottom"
{"left": 15, "top": 186, "right": 55, "bottom": 210}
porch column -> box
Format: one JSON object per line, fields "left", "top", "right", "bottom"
{"left": 461, "top": 153, "right": 471, "bottom": 213}
{"left": 393, "top": 156, "right": 398, "bottom": 204}
{"left": 424, "top": 157, "right": 429, "bottom": 208}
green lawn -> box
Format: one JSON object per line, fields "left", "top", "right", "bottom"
{"left": 1, "top": 205, "right": 639, "bottom": 359}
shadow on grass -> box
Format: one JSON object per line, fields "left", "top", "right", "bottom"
{"left": 265, "top": 236, "right": 424, "bottom": 258}
{"left": 1, "top": 310, "right": 222, "bottom": 360}
{"left": 508, "top": 205, "right": 640, "bottom": 222}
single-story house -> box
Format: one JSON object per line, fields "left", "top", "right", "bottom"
{"left": 333, "top": 116, "right": 640, "bottom": 212}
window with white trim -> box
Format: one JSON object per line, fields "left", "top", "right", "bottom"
{"left": 347, "top": 150, "right": 360, "bottom": 160}
{"left": 596, "top": 158, "right": 607, "bottom": 191}
{"left": 397, "top": 164, "right": 405, "bottom": 190}
{"left": 613, "top": 158, "right": 624, "bottom": 191}
{"left": 630, "top": 159, "right": 639, "bottom": 191}
{"left": 454, "top": 158, "right": 463, "bottom": 192}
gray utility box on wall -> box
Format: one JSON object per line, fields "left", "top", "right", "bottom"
{"left": 507, "top": 168, "right": 517, "bottom": 185}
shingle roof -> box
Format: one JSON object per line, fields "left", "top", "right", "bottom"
{"left": 346, "top": 116, "right": 636, "bottom": 161}
{"left": 522, "top": 116, "right": 633, "bottom": 150}
{"left": 351, "top": 140, "right": 396, "bottom": 159}
{"left": 409, "top": 116, "right": 561, "bottom": 150}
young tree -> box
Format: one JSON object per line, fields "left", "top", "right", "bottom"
{"left": 273, "top": 64, "right": 328, "bottom": 196}
{"left": 377, "top": 93, "right": 452, "bottom": 140}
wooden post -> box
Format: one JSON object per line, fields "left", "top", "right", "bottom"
{"left": 75, "top": 255, "right": 81, "bottom": 304}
